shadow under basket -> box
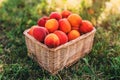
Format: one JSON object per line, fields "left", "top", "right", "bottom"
{"left": 23, "top": 28, "right": 96, "bottom": 75}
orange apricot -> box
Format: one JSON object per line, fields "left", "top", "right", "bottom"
{"left": 68, "top": 30, "right": 80, "bottom": 41}
{"left": 67, "top": 14, "right": 82, "bottom": 29}
{"left": 45, "top": 19, "right": 59, "bottom": 33}
{"left": 44, "top": 33, "right": 60, "bottom": 48}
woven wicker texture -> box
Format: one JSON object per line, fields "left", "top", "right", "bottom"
{"left": 23, "top": 28, "right": 96, "bottom": 74}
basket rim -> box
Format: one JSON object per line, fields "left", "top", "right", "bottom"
{"left": 23, "top": 27, "right": 96, "bottom": 51}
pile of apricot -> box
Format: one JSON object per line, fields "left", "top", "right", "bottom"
{"left": 28, "top": 10, "right": 94, "bottom": 48}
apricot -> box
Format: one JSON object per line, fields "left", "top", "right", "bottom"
{"left": 40, "top": 27, "right": 49, "bottom": 35}
{"left": 79, "top": 20, "right": 93, "bottom": 33}
{"left": 33, "top": 27, "right": 48, "bottom": 42}
{"left": 54, "top": 30, "right": 68, "bottom": 45}
{"left": 67, "top": 14, "right": 82, "bottom": 29}
{"left": 37, "top": 16, "right": 49, "bottom": 27}
{"left": 44, "top": 33, "right": 60, "bottom": 48}
{"left": 59, "top": 18, "right": 71, "bottom": 33}
{"left": 50, "top": 12, "right": 62, "bottom": 21}
{"left": 61, "top": 10, "right": 71, "bottom": 18}
{"left": 28, "top": 25, "right": 39, "bottom": 36}
{"left": 68, "top": 30, "right": 80, "bottom": 41}
{"left": 45, "top": 19, "right": 59, "bottom": 33}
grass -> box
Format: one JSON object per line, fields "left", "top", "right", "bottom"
{"left": 0, "top": 0, "right": 120, "bottom": 80}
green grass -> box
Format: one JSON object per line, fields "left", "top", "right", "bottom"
{"left": 0, "top": 0, "right": 120, "bottom": 80}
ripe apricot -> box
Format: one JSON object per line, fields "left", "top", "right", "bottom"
{"left": 54, "top": 30, "right": 68, "bottom": 45}
{"left": 61, "top": 10, "right": 71, "bottom": 18}
{"left": 68, "top": 30, "right": 80, "bottom": 41}
{"left": 37, "top": 16, "right": 49, "bottom": 27}
{"left": 28, "top": 25, "right": 39, "bottom": 36}
{"left": 79, "top": 20, "right": 93, "bottom": 33}
{"left": 33, "top": 27, "right": 48, "bottom": 42}
{"left": 50, "top": 12, "right": 62, "bottom": 21}
{"left": 45, "top": 19, "right": 59, "bottom": 33}
{"left": 44, "top": 33, "right": 60, "bottom": 48}
{"left": 59, "top": 18, "right": 71, "bottom": 33}
{"left": 67, "top": 14, "right": 82, "bottom": 29}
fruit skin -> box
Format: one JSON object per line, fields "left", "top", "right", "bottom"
{"left": 61, "top": 10, "right": 71, "bottom": 18}
{"left": 71, "top": 26, "right": 80, "bottom": 31}
{"left": 45, "top": 19, "right": 59, "bottom": 33}
{"left": 54, "top": 30, "right": 68, "bottom": 45}
{"left": 59, "top": 18, "right": 71, "bottom": 33}
{"left": 67, "top": 14, "right": 82, "bottom": 30}
{"left": 40, "top": 27, "right": 49, "bottom": 35}
{"left": 33, "top": 27, "right": 48, "bottom": 42}
{"left": 79, "top": 20, "right": 94, "bottom": 33}
{"left": 49, "top": 12, "right": 62, "bottom": 21}
{"left": 68, "top": 30, "right": 80, "bottom": 41}
{"left": 28, "top": 25, "right": 39, "bottom": 36}
{"left": 44, "top": 33, "right": 60, "bottom": 48}
{"left": 37, "top": 16, "right": 49, "bottom": 27}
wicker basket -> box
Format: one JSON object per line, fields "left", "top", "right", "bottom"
{"left": 23, "top": 28, "right": 96, "bottom": 74}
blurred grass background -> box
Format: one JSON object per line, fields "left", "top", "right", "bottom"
{"left": 0, "top": 0, "right": 120, "bottom": 80}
